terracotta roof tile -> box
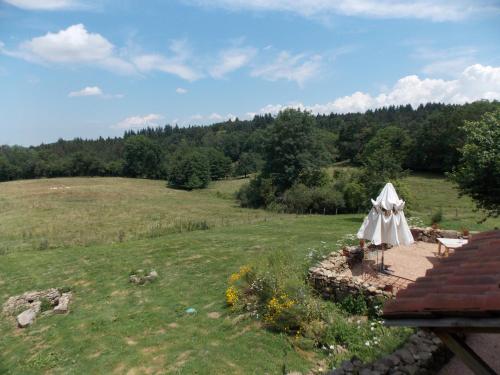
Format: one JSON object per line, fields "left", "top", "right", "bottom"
{"left": 383, "top": 230, "right": 500, "bottom": 319}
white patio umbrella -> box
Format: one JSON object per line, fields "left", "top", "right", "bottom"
{"left": 357, "top": 182, "right": 414, "bottom": 271}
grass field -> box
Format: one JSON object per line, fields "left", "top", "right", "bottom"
{"left": 0, "top": 174, "right": 498, "bottom": 374}
{"left": 0, "top": 177, "right": 279, "bottom": 254}
{"left": 404, "top": 173, "right": 499, "bottom": 231}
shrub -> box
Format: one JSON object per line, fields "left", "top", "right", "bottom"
{"left": 431, "top": 208, "right": 443, "bottom": 224}
{"left": 167, "top": 149, "right": 211, "bottom": 189}
{"left": 237, "top": 176, "right": 275, "bottom": 208}
{"left": 338, "top": 294, "right": 368, "bottom": 316}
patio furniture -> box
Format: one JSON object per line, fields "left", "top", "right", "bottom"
{"left": 437, "top": 238, "right": 468, "bottom": 257}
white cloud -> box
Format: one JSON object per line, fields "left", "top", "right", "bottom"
{"left": 251, "top": 51, "right": 322, "bottom": 87}
{"left": 252, "top": 64, "right": 500, "bottom": 115}
{"left": 413, "top": 46, "right": 477, "bottom": 77}
{"left": 210, "top": 47, "right": 257, "bottom": 78}
{"left": 1, "top": 24, "right": 135, "bottom": 74}
{"left": 113, "top": 114, "right": 164, "bottom": 130}
{"left": 186, "top": 0, "right": 499, "bottom": 22}
{"left": 68, "top": 86, "right": 102, "bottom": 97}
{"left": 133, "top": 39, "right": 201, "bottom": 81}
{"left": 176, "top": 87, "right": 188, "bottom": 94}
{"left": 68, "top": 85, "right": 123, "bottom": 98}
{"left": 3, "top": 0, "right": 81, "bottom": 10}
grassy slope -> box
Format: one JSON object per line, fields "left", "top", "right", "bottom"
{"left": 0, "top": 216, "right": 360, "bottom": 374}
{"left": 0, "top": 177, "right": 279, "bottom": 253}
{"left": 0, "top": 174, "right": 498, "bottom": 374}
{"left": 404, "top": 173, "right": 500, "bottom": 231}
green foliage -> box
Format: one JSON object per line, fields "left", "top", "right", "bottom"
{"left": 360, "top": 126, "right": 412, "bottom": 199}
{"left": 167, "top": 149, "right": 211, "bottom": 189}
{"left": 39, "top": 297, "right": 53, "bottom": 312}
{"left": 226, "top": 249, "right": 410, "bottom": 365}
{"left": 338, "top": 294, "right": 368, "bottom": 315}
{"left": 1, "top": 101, "right": 500, "bottom": 184}
{"left": 234, "top": 152, "right": 262, "bottom": 177}
{"left": 205, "top": 148, "right": 232, "bottom": 180}
{"left": 236, "top": 176, "right": 276, "bottom": 208}
{"left": 262, "top": 109, "right": 325, "bottom": 193}
{"left": 431, "top": 209, "right": 444, "bottom": 224}
{"left": 123, "top": 135, "right": 162, "bottom": 178}
{"left": 451, "top": 110, "right": 500, "bottom": 218}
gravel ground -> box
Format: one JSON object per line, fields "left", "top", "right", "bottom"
{"left": 341, "top": 241, "right": 439, "bottom": 291}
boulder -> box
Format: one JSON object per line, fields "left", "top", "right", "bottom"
{"left": 17, "top": 308, "right": 37, "bottom": 328}
{"left": 53, "top": 292, "right": 71, "bottom": 314}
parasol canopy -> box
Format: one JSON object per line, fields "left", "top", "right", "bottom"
{"left": 357, "top": 182, "right": 414, "bottom": 246}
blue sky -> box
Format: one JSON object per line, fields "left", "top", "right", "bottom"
{"left": 0, "top": 0, "right": 499, "bottom": 146}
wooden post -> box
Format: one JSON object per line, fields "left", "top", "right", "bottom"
{"left": 433, "top": 331, "right": 496, "bottom": 375}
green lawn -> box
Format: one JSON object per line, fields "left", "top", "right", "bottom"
{"left": 404, "top": 173, "right": 500, "bottom": 231}
{"left": 0, "top": 216, "right": 361, "bottom": 374}
{"left": 0, "top": 175, "right": 497, "bottom": 374}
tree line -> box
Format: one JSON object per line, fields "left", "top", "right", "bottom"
{"left": 1, "top": 101, "right": 499, "bottom": 193}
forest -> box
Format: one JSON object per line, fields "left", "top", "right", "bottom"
{"left": 1, "top": 101, "right": 499, "bottom": 188}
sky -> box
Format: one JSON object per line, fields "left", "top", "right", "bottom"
{"left": 0, "top": 0, "right": 499, "bottom": 146}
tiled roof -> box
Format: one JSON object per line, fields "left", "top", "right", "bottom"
{"left": 383, "top": 230, "right": 500, "bottom": 319}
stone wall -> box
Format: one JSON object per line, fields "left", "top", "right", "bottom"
{"left": 308, "top": 248, "right": 394, "bottom": 306}
{"left": 410, "top": 227, "right": 467, "bottom": 243}
{"left": 328, "top": 330, "right": 452, "bottom": 375}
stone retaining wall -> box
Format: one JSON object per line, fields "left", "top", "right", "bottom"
{"left": 308, "top": 248, "right": 394, "bottom": 306}
{"left": 410, "top": 227, "right": 467, "bottom": 243}
{"left": 328, "top": 330, "right": 452, "bottom": 375}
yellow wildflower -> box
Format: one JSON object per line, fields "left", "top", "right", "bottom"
{"left": 225, "top": 286, "right": 238, "bottom": 306}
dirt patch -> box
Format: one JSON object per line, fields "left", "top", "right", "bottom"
{"left": 203, "top": 302, "right": 215, "bottom": 309}
{"left": 113, "top": 363, "right": 127, "bottom": 374}
{"left": 111, "top": 290, "right": 129, "bottom": 297}
{"left": 168, "top": 350, "right": 192, "bottom": 373}
{"left": 74, "top": 280, "right": 93, "bottom": 287}
{"left": 126, "top": 367, "right": 155, "bottom": 375}
{"left": 207, "top": 312, "right": 221, "bottom": 319}
{"left": 88, "top": 351, "right": 102, "bottom": 359}
{"left": 141, "top": 347, "right": 159, "bottom": 355}
{"left": 125, "top": 337, "right": 138, "bottom": 346}
{"left": 229, "top": 322, "right": 259, "bottom": 339}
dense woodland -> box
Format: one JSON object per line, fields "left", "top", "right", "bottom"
{"left": 1, "top": 101, "right": 499, "bottom": 188}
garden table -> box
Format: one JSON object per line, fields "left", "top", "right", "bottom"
{"left": 437, "top": 238, "right": 468, "bottom": 257}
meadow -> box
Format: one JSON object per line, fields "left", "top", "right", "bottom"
{"left": 0, "top": 174, "right": 498, "bottom": 374}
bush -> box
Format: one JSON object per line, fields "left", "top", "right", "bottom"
{"left": 167, "top": 149, "right": 211, "bottom": 189}
{"left": 237, "top": 176, "right": 275, "bottom": 208}
{"left": 338, "top": 294, "right": 368, "bottom": 316}
{"left": 225, "top": 250, "right": 412, "bottom": 364}
{"left": 431, "top": 208, "right": 443, "bottom": 224}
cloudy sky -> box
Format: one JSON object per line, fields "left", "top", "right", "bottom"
{"left": 1, "top": 0, "right": 499, "bottom": 145}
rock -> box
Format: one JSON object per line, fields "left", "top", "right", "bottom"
{"left": 403, "top": 364, "right": 419, "bottom": 375}
{"left": 341, "top": 361, "right": 354, "bottom": 371}
{"left": 419, "top": 351, "right": 432, "bottom": 362}
{"left": 53, "top": 292, "right": 71, "bottom": 314}
{"left": 383, "top": 355, "right": 401, "bottom": 367}
{"left": 17, "top": 308, "right": 37, "bottom": 328}
{"left": 396, "top": 349, "right": 414, "bottom": 365}
{"left": 129, "top": 275, "right": 143, "bottom": 284}
{"left": 440, "top": 230, "right": 458, "bottom": 239}
{"left": 359, "top": 369, "right": 373, "bottom": 375}
{"left": 373, "top": 361, "right": 389, "bottom": 373}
